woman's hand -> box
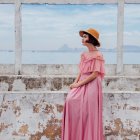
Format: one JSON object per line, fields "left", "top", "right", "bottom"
{"left": 69, "top": 82, "right": 79, "bottom": 89}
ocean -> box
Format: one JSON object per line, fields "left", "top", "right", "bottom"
{"left": 0, "top": 51, "right": 140, "bottom": 64}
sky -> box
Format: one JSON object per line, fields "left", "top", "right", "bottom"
{"left": 0, "top": 4, "right": 140, "bottom": 50}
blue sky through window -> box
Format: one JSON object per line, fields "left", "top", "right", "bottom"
{"left": 0, "top": 4, "right": 140, "bottom": 51}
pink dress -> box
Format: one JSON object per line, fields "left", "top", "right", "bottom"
{"left": 61, "top": 51, "right": 105, "bottom": 140}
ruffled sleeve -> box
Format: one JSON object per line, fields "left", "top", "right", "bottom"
{"left": 93, "top": 55, "right": 105, "bottom": 79}
{"left": 79, "top": 52, "right": 105, "bottom": 79}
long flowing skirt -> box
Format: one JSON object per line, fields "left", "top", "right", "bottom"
{"left": 61, "top": 73, "right": 105, "bottom": 140}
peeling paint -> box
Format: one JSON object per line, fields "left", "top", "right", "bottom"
{"left": 104, "top": 93, "right": 140, "bottom": 139}
{"left": 18, "top": 124, "right": 29, "bottom": 135}
{"left": 44, "top": 104, "right": 55, "bottom": 114}
{"left": 33, "top": 104, "right": 40, "bottom": 113}
{"left": 30, "top": 116, "right": 61, "bottom": 140}
{"left": 0, "top": 93, "right": 64, "bottom": 139}
{"left": 0, "top": 123, "right": 12, "bottom": 132}
{"left": 56, "top": 104, "right": 63, "bottom": 113}
{"left": 0, "top": 92, "right": 140, "bottom": 139}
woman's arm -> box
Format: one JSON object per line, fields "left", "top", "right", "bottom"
{"left": 77, "top": 71, "right": 98, "bottom": 86}
{"left": 73, "top": 72, "right": 81, "bottom": 83}
{"left": 69, "top": 72, "right": 81, "bottom": 89}
{"left": 70, "top": 71, "right": 99, "bottom": 89}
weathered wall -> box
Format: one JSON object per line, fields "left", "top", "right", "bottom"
{"left": 0, "top": 92, "right": 65, "bottom": 140}
{"left": 1, "top": 92, "right": 140, "bottom": 140}
{"left": 104, "top": 92, "right": 140, "bottom": 140}
{"left": 0, "top": 75, "right": 139, "bottom": 92}
{"left": 0, "top": 64, "right": 140, "bottom": 140}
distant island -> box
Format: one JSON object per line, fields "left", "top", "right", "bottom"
{"left": 0, "top": 45, "right": 140, "bottom": 52}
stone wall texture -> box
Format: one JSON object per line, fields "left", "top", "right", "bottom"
{"left": 0, "top": 64, "right": 140, "bottom": 140}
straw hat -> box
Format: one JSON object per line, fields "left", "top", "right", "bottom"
{"left": 79, "top": 28, "right": 100, "bottom": 44}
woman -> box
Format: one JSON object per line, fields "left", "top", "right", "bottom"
{"left": 61, "top": 28, "right": 105, "bottom": 140}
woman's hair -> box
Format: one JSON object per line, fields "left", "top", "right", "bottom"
{"left": 84, "top": 32, "right": 100, "bottom": 47}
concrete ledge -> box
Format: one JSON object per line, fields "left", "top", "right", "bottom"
{"left": 0, "top": 74, "right": 140, "bottom": 78}
{"left": 0, "top": 64, "right": 139, "bottom": 76}
{"left": 0, "top": 90, "right": 140, "bottom": 94}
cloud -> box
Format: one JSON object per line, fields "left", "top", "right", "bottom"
{"left": 21, "top": 4, "right": 117, "bottom": 41}
{"left": 0, "top": 4, "right": 140, "bottom": 50}
{"left": 22, "top": 4, "right": 117, "bottom": 28}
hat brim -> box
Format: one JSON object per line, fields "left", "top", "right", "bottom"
{"left": 79, "top": 30, "right": 100, "bottom": 45}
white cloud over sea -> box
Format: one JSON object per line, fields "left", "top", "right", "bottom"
{"left": 0, "top": 4, "right": 140, "bottom": 50}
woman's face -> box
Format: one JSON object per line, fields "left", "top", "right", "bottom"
{"left": 82, "top": 33, "right": 89, "bottom": 46}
